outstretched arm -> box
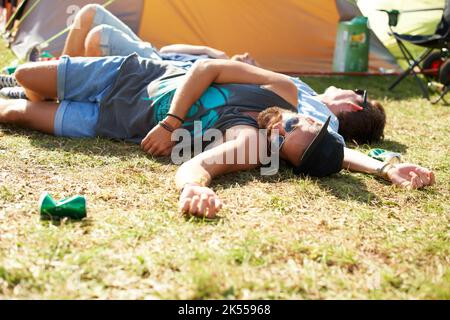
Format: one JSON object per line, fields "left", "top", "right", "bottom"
{"left": 141, "top": 59, "right": 298, "bottom": 155}
{"left": 175, "top": 126, "right": 262, "bottom": 218}
{"left": 343, "top": 148, "right": 435, "bottom": 189}
{"left": 159, "top": 44, "right": 229, "bottom": 59}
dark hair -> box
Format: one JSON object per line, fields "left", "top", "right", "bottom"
{"left": 337, "top": 100, "right": 386, "bottom": 144}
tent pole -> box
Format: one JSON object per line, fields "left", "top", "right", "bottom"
{"left": 3, "top": 0, "right": 31, "bottom": 32}
{"left": 12, "top": 0, "right": 41, "bottom": 31}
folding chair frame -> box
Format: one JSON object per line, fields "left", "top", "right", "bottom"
{"left": 388, "top": 44, "right": 434, "bottom": 99}
{"left": 380, "top": 6, "right": 449, "bottom": 102}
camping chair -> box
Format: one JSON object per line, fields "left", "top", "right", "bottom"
{"left": 379, "top": 0, "right": 450, "bottom": 103}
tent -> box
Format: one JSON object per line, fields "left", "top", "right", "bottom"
{"left": 358, "top": 0, "right": 445, "bottom": 67}
{"left": 2, "top": 0, "right": 143, "bottom": 59}
{"left": 2, "top": 0, "right": 400, "bottom": 73}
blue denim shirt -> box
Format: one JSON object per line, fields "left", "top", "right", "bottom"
{"left": 290, "top": 77, "right": 345, "bottom": 146}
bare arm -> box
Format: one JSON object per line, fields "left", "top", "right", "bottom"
{"left": 159, "top": 44, "right": 229, "bottom": 59}
{"left": 175, "top": 126, "right": 262, "bottom": 218}
{"left": 141, "top": 59, "right": 298, "bottom": 155}
{"left": 342, "top": 148, "right": 384, "bottom": 174}
{"left": 343, "top": 148, "right": 435, "bottom": 189}
{"left": 169, "top": 59, "right": 298, "bottom": 121}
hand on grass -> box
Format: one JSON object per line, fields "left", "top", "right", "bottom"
{"left": 141, "top": 122, "right": 176, "bottom": 156}
{"left": 387, "top": 163, "right": 436, "bottom": 189}
{"left": 179, "top": 185, "right": 223, "bottom": 218}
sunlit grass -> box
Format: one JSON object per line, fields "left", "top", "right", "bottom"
{"left": 0, "top": 42, "right": 449, "bottom": 299}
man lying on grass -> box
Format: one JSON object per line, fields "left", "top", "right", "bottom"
{"left": 54, "top": 1, "right": 387, "bottom": 146}
{"left": 0, "top": 55, "right": 435, "bottom": 218}
{"left": 0, "top": 3, "right": 385, "bottom": 145}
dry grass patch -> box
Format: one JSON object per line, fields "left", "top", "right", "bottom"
{"left": 0, "top": 43, "right": 449, "bottom": 299}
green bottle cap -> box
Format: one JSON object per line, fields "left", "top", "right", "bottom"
{"left": 39, "top": 192, "right": 87, "bottom": 220}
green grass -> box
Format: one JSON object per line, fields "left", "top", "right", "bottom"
{"left": 0, "top": 43, "right": 449, "bottom": 299}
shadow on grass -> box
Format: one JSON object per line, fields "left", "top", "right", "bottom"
{"left": 377, "top": 139, "right": 409, "bottom": 154}
{"left": 211, "top": 165, "right": 294, "bottom": 190}
{"left": 3, "top": 126, "right": 173, "bottom": 166}
{"left": 1, "top": 126, "right": 387, "bottom": 206}
{"left": 40, "top": 216, "right": 94, "bottom": 227}
{"left": 316, "top": 173, "right": 380, "bottom": 204}
{"left": 346, "top": 138, "right": 409, "bottom": 154}
{"left": 212, "top": 165, "right": 379, "bottom": 205}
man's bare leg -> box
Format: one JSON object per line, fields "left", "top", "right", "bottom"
{"left": 84, "top": 25, "right": 104, "bottom": 57}
{"left": 0, "top": 99, "right": 58, "bottom": 135}
{"left": 14, "top": 61, "right": 58, "bottom": 102}
{"left": 62, "top": 4, "right": 98, "bottom": 56}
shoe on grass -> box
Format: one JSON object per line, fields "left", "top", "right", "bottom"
{"left": 0, "top": 87, "right": 27, "bottom": 100}
{"left": 0, "top": 75, "right": 18, "bottom": 89}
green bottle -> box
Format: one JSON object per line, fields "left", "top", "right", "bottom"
{"left": 333, "top": 16, "right": 370, "bottom": 72}
{"left": 368, "top": 148, "right": 402, "bottom": 164}
{"left": 39, "top": 192, "right": 87, "bottom": 220}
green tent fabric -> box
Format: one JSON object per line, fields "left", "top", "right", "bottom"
{"left": 358, "top": 0, "right": 445, "bottom": 67}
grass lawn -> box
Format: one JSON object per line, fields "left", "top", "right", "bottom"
{"left": 0, "top": 42, "right": 449, "bottom": 300}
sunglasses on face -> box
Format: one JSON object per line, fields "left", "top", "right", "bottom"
{"left": 354, "top": 89, "right": 368, "bottom": 110}
{"left": 271, "top": 117, "right": 300, "bottom": 151}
